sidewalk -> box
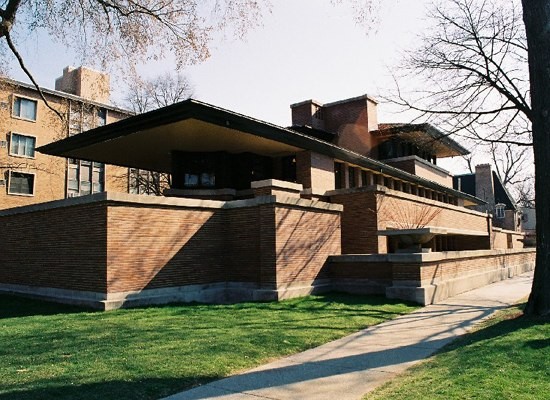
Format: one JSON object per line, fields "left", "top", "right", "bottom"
{"left": 163, "top": 272, "right": 534, "bottom": 400}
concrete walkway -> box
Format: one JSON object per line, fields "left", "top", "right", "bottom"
{"left": 163, "top": 272, "right": 534, "bottom": 400}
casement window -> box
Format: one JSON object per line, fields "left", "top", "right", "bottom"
{"left": 9, "top": 133, "right": 36, "bottom": 158}
{"left": 12, "top": 97, "right": 37, "bottom": 121}
{"left": 129, "top": 168, "right": 162, "bottom": 195}
{"left": 495, "top": 203, "right": 506, "bottom": 219}
{"left": 97, "top": 108, "right": 107, "bottom": 126}
{"left": 67, "top": 159, "right": 104, "bottom": 197}
{"left": 8, "top": 171, "right": 35, "bottom": 196}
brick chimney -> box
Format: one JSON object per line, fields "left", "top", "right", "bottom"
{"left": 290, "top": 94, "right": 379, "bottom": 155}
{"left": 475, "top": 164, "right": 495, "bottom": 211}
{"left": 55, "top": 66, "right": 110, "bottom": 104}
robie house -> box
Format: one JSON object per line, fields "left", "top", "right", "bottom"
{"left": 0, "top": 86, "right": 535, "bottom": 309}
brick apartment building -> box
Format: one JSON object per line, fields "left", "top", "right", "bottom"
{"left": 0, "top": 80, "right": 535, "bottom": 309}
{"left": 0, "top": 66, "right": 133, "bottom": 210}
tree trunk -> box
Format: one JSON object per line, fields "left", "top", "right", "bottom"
{"left": 522, "top": 0, "right": 550, "bottom": 316}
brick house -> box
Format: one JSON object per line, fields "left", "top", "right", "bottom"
{"left": 0, "top": 90, "right": 535, "bottom": 309}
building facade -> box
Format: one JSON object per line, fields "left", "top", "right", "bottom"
{"left": 0, "top": 66, "right": 132, "bottom": 210}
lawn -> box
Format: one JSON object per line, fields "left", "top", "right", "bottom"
{"left": 0, "top": 293, "right": 417, "bottom": 400}
{"left": 365, "top": 304, "right": 550, "bottom": 400}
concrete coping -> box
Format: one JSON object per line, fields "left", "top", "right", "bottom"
{"left": 250, "top": 179, "right": 303, "bottom": 192}
{"left": 328, "top": 248, "right": 536, "bottom": 264}
{"left": 378, "top": 226, "right": 488, "bottom": 237}
{"left": 382, "top": 155, "right": 452, "bottom": 176}
{"left": 493, "top": 227, "right": 525, "bottom": 235}
{"left": 0, "top": 191, "right": 343, "bottom": 216}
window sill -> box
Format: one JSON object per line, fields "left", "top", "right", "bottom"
{"left": 11, "top": 115, "right": 37, "bottom": 123}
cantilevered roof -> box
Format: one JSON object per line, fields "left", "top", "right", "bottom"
{"left": 373, "top": 123, "right": 469, "bottom": 158}
{"left": 38, "top": 99, "right": 484, "bottom": 205}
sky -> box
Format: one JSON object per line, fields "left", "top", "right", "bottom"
{"left": 5, "top": 0, "right": 471, "bottom": 173}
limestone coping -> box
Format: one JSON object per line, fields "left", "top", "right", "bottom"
{"left": 328, "top": 248, "right": 536, "bottom": 264}
{"left": 250, "top": 179, "right": 303, "bottom": 191}
{"left": 377, "top": 226, "right": 487, "bottom": 237}
{"left": 0, "top": 191, "right": 342, "bottom": 216}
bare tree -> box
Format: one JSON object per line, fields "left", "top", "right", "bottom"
{"left": 392, "top": 0, "right": 531, "bottom": 147}
{"left": 125, "top": 72, "right": 194, "bottom": 113}
{"left": 385, "top": 0, "right": 548, "bottom": 315}
{"left": 0, "top": 1, "right": 270, "bottom": 105}
{"left": 122, "top": 71, "right": 194, "bottom": 194}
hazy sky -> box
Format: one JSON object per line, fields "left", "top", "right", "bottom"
{"left": 6, "top": 0, "right": 470, "bottom": 171}
{"left": 7, "top": 0, "right": 430, "bottom": 125}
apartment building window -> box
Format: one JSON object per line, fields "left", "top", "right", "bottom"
{"left": 13, "top": 97, "right": 37, "bottom": 121}
{"left": 97, "top": 108, "right": 107, "bottom": 126}
{"left": 8, "top": 171, "right": 35, "bottom": 195}
{"left": 67, "top": 159, "right": 104, "bottom": 197}
{"left": 9, "top": 133, "right": 36, "bottom": 158}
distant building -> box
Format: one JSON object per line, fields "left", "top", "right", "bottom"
{"left": 0, "top": 66, "right": 133, "bottom": 210}
{"left": 453, "top": 164, "right": 520, "bottom": 231}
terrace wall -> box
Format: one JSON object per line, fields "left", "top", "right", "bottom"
{"left": 329, "top": 185, "right": 492, "bottom": 254}
{"left": 329, "top": 249, "right": 535, "bottom": 305}
{"left": 0, "top": 192, "right": 342, "bottom": 309}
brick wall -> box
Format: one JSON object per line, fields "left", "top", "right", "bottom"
{"left": 0, "top": 201, "right": 107, "bottom": 292}
{"left": 106, "top": 204, "right": 225, "bottom": 293}
{"left": 0, "top": 194, "right": 342, "bottom": 304}
{"left": 329, "top": 249, "right": 536, "bottom": 304}
{"left": 275, "top": 206, "right": 341, "bottom": 287}
{"left": 331, "top": 186, "right": 490, "bottom": 254}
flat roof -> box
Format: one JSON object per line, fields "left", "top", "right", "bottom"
{"left": 37, "top": 98, "right": 484, "bottom": 205}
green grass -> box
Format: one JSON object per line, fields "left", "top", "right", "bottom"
{"left": 365, "top": 304, "right": 550, "bottom": 400}
{"left": 0, "top": 293, "right": 417, "bottom": 400}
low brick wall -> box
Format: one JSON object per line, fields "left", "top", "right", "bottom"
{"left": 329, "top": 186, "right": 491, "bottom": 254}
{"left": 328, "top": 249, "right": 535, "bottom": 305}
{"left": 0, "top": 193, "right": 342, "bottom": 309}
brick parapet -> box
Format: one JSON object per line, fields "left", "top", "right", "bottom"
{"left": 0, "top": 192, "right": 342, "bottom": 306}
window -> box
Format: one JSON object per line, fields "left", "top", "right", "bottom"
{"left": 348, "top": 167, "right": 356, "bottom": 188}
{"left": 129, "top": 168, "right": 163, "bottom": 195}
{"left": 67, "top": 159, "right": 104, "bottom": 197}
{"left": 10, "top": 133, "right": 36, "bottom": 158}
{"left": 97, "top": 108, "right": 107, "bottom": 126}
{"left": 8, "top": 171, "right": 35, "bottom": 195}
{"left": 13, "top": 97, "right": 37, "bottom": 121}
{"left": 334, "top": 162, "right": 344, "bottom": 189}
{"left": 495, "top": 203, "right": 506, "bottom": 219}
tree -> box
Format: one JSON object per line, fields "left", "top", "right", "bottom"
{"left": 392, "top": 0, "right": 531, "bottom": 147}
{"left": 521, "top": 0, "right": 550, "bottom": 315}
{"left": 461, "top": 141, "right": 533, "bottom": 202}
{"left": 120, "top": 71, "right": 194, "bottom": 195}
{"left": 125, "top": 72, "right": 194, "bottom": 113}
{"left": 0, "top": 1, "right": 269, "bottom": 100}
{"left": 388, "top": 0, "right": 548, "bottom": 315}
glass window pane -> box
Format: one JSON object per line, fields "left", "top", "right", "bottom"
{"left": 184, "top": 173, "right": 199, "bottom": 187}
{"left": 9, "top": 172, "right": 34, "bottom": 195}
{"left": 14, "top": 98, "right": 37, "bottom": 121}
{"left": 81, "top": 181, "right": 91, "bottom": 195}
{"left": 81, "top": 165, "right": 91, "bottom": 181}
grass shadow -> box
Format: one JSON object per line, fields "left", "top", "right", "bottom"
{"left": 0, "top": 294, "right": 94, "bottom": 319}
{"left": 0, "top": 377, "right": 219, "bottom": 400}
